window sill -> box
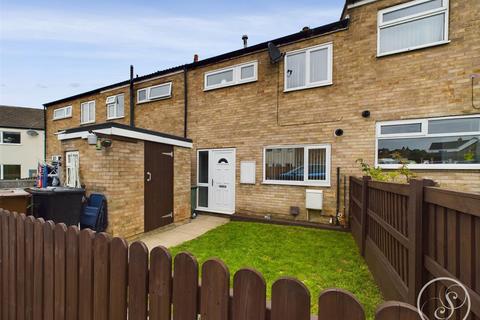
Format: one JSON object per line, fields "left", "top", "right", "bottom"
{"left": 262, "top": 180, "right": 331, "bottom": 187}
{"left": 283, "top": 81, "right": 333, "bottom": 93}
{"left": 377, "top": 40, "right": 450, "bottom": 58}
{"left": 0, "top": 143, "right": 22, "bottom": 146}
{"left": 80, "top": 121, "right": 95, "bottom": 125}
{"left": 107, "top": 116, "right": 125, "bottom": 121}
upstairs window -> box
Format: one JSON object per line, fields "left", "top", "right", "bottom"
{"left": 377, "top": 0, "right": 449, "bottom": 56}
{"left": 263, "top": 144, "right": 331, "bottom": 186}
{"left": 53, "top": 106, "right": 72, "bottom": 120}
{"left": 1, "top": 131, "right": 21, "bottom": 144}
{"left": 204, "top": 61, "right": 257, "bottom": 91}
{"left": 376, "top": 115, "right": 480, "bottom": 169}
{"left": 80, "top": 101, "right": 95, "bottom": 124}
{"left": 137, "top": 82, "right": 172, "bottom": 103}
{"left": 106, "top": 94, "right": 124, "bottom": 119}
{"left": 284, "top": 43, "right": 333, "bottom": 92}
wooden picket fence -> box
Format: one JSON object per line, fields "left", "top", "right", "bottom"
{"left": 0, "top": 208, "right": 424, "bottom": 320}
{"left": 349, "top": 177, "right": 480, "bottom": 320}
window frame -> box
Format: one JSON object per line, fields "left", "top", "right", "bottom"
{"left": 0, "top": 131, "right": 21, "bottom": 145}
{"left": 0, "top": 164, "right": 21, "bottom": 180}
{"left": 377, "top": 0, "right": 450, "bottom": 57}
{"left": 80, "top": 100, "right": 96, "bottom": 124}
{"left": 137, "top": 82, "right": 172, "bottom": 103}
{"left": 106, "top": 93, "right": 125, "bottom": 120}
{"left": 375, "top": 114, "right": 480, "bottom": 170}
{"left": 65, "top": 151, "right": 80, "bottom": 188}
{"left": 204, "top": 61, "right": 258, "bottom": 91}
{"left": 53, "top": 106, "right": 72, "bottom": 120}
{"left": 262, "top": 144, "right": 331, "bottom": 186}
{"left": 284, "top": 43, "right": 333, "bottom": 92}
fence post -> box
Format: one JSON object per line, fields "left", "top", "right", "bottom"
{"left": 407, "top": 178, "right": 434, "bottom": 305}
{"left": 360, "top": 176, "right": 371, "bottom": 256}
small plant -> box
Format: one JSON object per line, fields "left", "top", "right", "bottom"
{"left": 464, "top": 150, "right": 475, "bottom": 162}
{"left": 356, "top": 158, "right": 415, "bottom": 183}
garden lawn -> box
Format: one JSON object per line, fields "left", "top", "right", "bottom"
{"left": 170, "top": 221, "right": 383, "bottom": 319}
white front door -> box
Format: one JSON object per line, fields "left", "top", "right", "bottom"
{"left": 197, "top": 148, "right": 235, "bottom": 214}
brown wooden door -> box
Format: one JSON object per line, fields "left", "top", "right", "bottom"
{"left": 144, "top": 141, "right": 174, "bottom": 232}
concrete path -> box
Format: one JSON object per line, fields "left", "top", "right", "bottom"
{"left": 137, "top": 215, "right": 229, "bottom": 250}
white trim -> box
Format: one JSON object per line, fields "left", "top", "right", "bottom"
{"left": 262, "top": 144, "right": 331, "bottom": 187}
{"left": 284, "top": 43, "right": 333, "bottom": 92}
{"left": 80, "top": 100, "right": 95, "bottom": 124}
{"left": 137, "top": 82, "right": 172, "bottom": 103}
{"left": 53, "top": 106, "right": 72, "bottom": 120}
{"left": 375, "top": 114, "right": 480, "bottom": 170}
{"left": 377, "top": 0, "right": 449, "bottom": 57}
{"left": 57, "top": 127, "right": 192, "bottom": 148}
{"left": 196, "top": 148, "right": 236, "bottom": 214}
{"left": 347, "top": 0, "right": 379, "bottom": 9}
{"left": 204, "top": 61, "right": 258, "bottom": 91}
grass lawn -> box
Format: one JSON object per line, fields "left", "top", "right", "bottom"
{"left": 170, "top": 221, "right": 383, "bottom": 319}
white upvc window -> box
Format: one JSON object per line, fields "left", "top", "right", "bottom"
{"left": 204, "top": 61, "right": 258, "bottom": 91}
{"left": 377, "top": 0, "right": 449, "bottom": 56}
{"left": 263, "top": 144, "right": 331, "bottom": 186}
{"left": 0, "top": 131, "right": 21, "bottom": 145}
{"left": 137, "top": 82, "right": 172, "bottom": 103}
{"left": 376, "top": 115, "right": 480, "bottom": 169}
{"left": 65, "top": 151, "right": 81, "bottom": 188}
{"left": 284, "top": 43, "right": 333, "bottom": 92}
{"left": 53, "top": 106, "right": 72, "bottom": 120}
{"left": 106, "top": 94, "right": 125, "bottom": 120}
{"left": 80, "top": 101, "right": 95, "bottom": 124}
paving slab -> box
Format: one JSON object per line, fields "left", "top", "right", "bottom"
{"left": 136, "top": 214, "right": 229, "bottom": 250}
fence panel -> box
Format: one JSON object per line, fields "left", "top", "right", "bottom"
{"left": 232, "top": 269, "right": 266, "bottom": 320}
{"left": 149, "top": 246, "right": 172, "bottom": 320}
{"left": 375, "top": 301, "right": 420, "bottom": 320}
{"left": 349, "top": 177, "right": 363, "bottom": 246}
{"left": 1, "top": 208, "right": 433, "bottom": 320}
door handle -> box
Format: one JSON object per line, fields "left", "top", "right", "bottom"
{"left": 146, "top": 172, "right": 152, "bottom": 182}
{"left": 211, "top": 179, "right": 213, "bottom": 186}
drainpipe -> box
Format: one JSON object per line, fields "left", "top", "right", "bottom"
{"left": 43, "top": 105, "right": 47, "bottom": 162}
{"left": 183, "top": 66, "right": 188, "bottom": 138}
{"left": 130, "top": 65, "right": 135, "bottom": 127}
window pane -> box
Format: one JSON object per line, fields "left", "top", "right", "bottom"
{"left": 308, "top": 148, "right": 327, "bottom": 181}
{"left": 198, "top": 151, "right": 209, "bottom": 184}
{"left": 138, "top": 89, "right": 147, "bottom": 101}
{"left": 286, "top": 52, "right": 306, "bottom": 89}
{"left": 383, "top": 0, "right": 443, "bottom": 22}
{"left": 89, "top": 102, "right": 95, "bottom": 121}
{"left": 3, "top": 165, "right": 21, "bottom": 179}
{"left": 207, "top": 70, "right": 233, "bottom": 87}
{"left": 310, "top": 48, "right": 328, "bottom": 83}
{"left": 2, "top": 131, "right": 21, "bottom": 144}
{"left": 54, "top": 109, "right": 65, "bottom": 119}
{"left": 81, "top": 104, "right": 88, "bottom": 123}
{"left": 428, "top": 118, "right": 480, "bottom": 134}
{"left": 149, "top": 84, "right": 170, "bottom": 99}
{"left": 379, "top": 13, "right": 445, "bottom": 54}
{"left": 116, "top": 94, "right": 124, "bottom": 117}
{"left": 240, "top": 65, "right": 254, "bottom": 79}
{"left": 107, "top": 104, "right": 115, "bottom": 118}
{"left": 265, "top": 148, "right": 304, "bottom": 181}
{"left": 378, "top": 135, "right": 480, "bottom": 165}
{"left": 198, "top": 186, "right": 208, "bottom": 207}
{"left": 381, "top": 123, "right": 422, "bottom": 134}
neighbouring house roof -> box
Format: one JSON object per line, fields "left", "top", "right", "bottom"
{"left": 0, "top": 105, "right": 45, "bottom": 130}
{"left": 44, "top": 19, "right": 349, "bottom": 107}
{"left": 428, "top": 138, "right": 478, "bottom": 153}
{"left": 57, "top": 122, "right": 193, "bottom": 148}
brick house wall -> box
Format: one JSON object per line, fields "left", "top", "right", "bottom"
{"left": 45, "top": 0, "right": 480, "bottom": 224}
{"left": 58, "top": 137, "right": 191, "bottom": 238}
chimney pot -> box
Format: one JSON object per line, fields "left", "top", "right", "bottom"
{"left": 302, "top": 26, "right": 310, "bottom": 32}
{"left": 242, "top": 34, "right": 248, "bottom": 48}
{"left": 193, "top": 54, "right": 199, "bottom": 62}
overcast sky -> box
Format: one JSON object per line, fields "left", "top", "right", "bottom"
{"left": 0, "top": 0, "right": 344, "bottom": 108}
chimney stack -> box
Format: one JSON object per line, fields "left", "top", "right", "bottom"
{"left": 242, "top": 35, "right": 248, "bottom": 48}
{"left": 193, "top": 54, "right": 199, "bottom": 63}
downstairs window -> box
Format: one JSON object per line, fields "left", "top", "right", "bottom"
{"left": 376, "top": 115, "right": 480, "bottom": 169}
{"left": 263, "top": 144, "right": 331, "bottom": 186}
